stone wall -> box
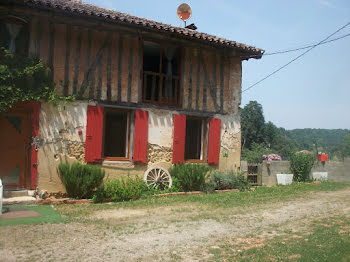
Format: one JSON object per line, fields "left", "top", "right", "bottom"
{"left": 258, "top": 159, "right": 350, "bottom": 186}
{"left": 260, "top": 161, "right": 291, "bottom": 186}
{"left": 312, "top": 159, "right": 350, "bottom": 182}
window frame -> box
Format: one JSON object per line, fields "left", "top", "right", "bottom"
{"left": 184, "top": 116, "right": 208, "bottom": 163}
{"left": 0, "top": 15, "right": 29, "bottom": 56}
{"left": 141, "top": 39, "right": 182, "bottom": 107}
{"left": 102, "top": 108, "right": 132, "bottom": 162}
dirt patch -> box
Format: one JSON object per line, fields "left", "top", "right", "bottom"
{"left": 0, "top": 210, "right": 41, "bottom": 219}
{"left": 93, "top": 208, "right": 147, "bottom": 220}
{"left": 1, "top": 189, "right": 350, "bottom": 261}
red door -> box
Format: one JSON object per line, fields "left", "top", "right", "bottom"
{"left": 0, "top": 108, "right": 31, "bottom": 189}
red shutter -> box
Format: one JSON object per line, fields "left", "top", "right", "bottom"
{"left": 85, "top": 105, "right": 104, "bottom": 163}
{"left": 172, "top": 114, "right": 186, "bottom": 164}
{"left": 207, "top": 118, "right": 221, "bottom": 165}
{"left": 133, "top": 110, "right": 148, "bottom": 163}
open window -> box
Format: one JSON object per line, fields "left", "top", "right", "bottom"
{"left": 184, "top": 117, "right": 206, "bottom": 162}
{"left": 0, "top": 16, "right": 28, "bottom": 55}
{"left": 103, "top": 109, "right": 131, "bottom": 160}
{"left": 172, "top": 114, "right": 221, "bottom": 165}
{"left": 142, "top": 41, "right": 181, "bottom": 106}
{"left": 85, "top": 106, "right": 148, "bottom": 164}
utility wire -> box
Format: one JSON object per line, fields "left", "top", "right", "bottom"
{"left": 265, "top": 33, "right": 350, "bottom": 56}
{"left": 241, "top": 32, "right": 350, "bottom": 59}
{"left": 242, "top": 21, "right": 350, "bottom": 93}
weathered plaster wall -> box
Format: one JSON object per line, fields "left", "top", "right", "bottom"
{"left": 218, "top": 113, "right": 241, "bottom": 172}
{"left": 37, "top": 104, "right": 243, "bottom": 192}
{"left": 148, "top": 109, "right": 173, "bottom": 148}
{"left": 38, "top": 101, "right": 88, "bottom": 192}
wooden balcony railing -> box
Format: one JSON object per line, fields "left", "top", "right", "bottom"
{"left": 142, "top": 71, "right": 180, "bottom": 106}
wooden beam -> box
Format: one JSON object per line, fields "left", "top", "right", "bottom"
{"left": 48, "top": 21, "right": 55, "bottom": 80}
{"left": 187, "top": 50, "right": 193, "bottom": 110}
{"left": 127, "top": 38, "right": 134, "bottom": 103}
{"left": 220, "top": 54, "right": 224, "bottom": 113}
{"left": 63, "top": 24, "right": 71, "bottom": 96}
{"left": 106, "top": 36, "right": 112, "bottom": 101}
{"left": 138, "top": 36, "right": 143, "bottom": 103}
{"left": 72, "top": 27, "right": 82, "bottom": 95}
{"left": 117, "top": 35, "right": 123, "bottom": 102}
{"left": 78, "top": 33, "right": 111, "bottom": 97}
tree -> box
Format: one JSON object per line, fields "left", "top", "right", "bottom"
{"left": 344, "top": 134, "right": 350, "bottom": 158}
{"left": 241, "top": 101, "right": 265, "bottom": 149}
{"left": 0, "top": 48, "right": 55, "bottom": 112}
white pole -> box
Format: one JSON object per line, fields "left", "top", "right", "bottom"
{"left": 0, "top": 179, "right": 3, "bottom": 215}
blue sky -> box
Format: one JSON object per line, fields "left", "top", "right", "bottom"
{"left": 85, "top": 0, "right": 350, "bottom": 130}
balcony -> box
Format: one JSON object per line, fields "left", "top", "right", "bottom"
{"left": 142, "top": 71, "right": 180, "bottom": 106}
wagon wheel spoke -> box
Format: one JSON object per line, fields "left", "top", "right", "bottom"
{"left": 160, "top": 172, "right": 168, "bottom": 179}
{"left": 148, "top": 171, "right": 157, "bottom": 181}
{"left": 157, "top": 168, "right": 162, "bottom": 179}
{"left": 144, "top": 166, "right": 173, "bottom": 189}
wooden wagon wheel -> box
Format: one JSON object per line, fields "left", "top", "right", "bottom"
{"left": 144, "top": 166, "right": 172, "bottom": 189}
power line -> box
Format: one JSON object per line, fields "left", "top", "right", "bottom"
{"left": 242, "top": 21, "right": 350, "bottom": 93}
{"left": 242, "top": 33, "right": 350, "bottom": 58}
{"left": 264, "top": 33, "right": 350, "bottom": 56}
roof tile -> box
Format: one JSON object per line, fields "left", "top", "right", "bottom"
{"left": 23, "top": 0, "right": 264, "bottom": 56}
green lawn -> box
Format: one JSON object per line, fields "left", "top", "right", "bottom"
{"left": 56, "top": 181, "right": 349, "bottom": 219}
{"left": 0, "top": 205, "right": 64, "bottom": 227}
{"left": 209, "top": 215, "right": 350, "bottom": 262}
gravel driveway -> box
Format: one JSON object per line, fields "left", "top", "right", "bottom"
{"left": 1, "top": 188, "right": 349, "bottom": 261}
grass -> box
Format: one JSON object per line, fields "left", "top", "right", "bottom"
{"left": 209, "top": 215, "right": 350, "bottom": 262}
{"left": 56, "top": 181, "right": 349, "bottom": 220}
{"left": 0, "top": 205, "right": 64, "bottom": 227}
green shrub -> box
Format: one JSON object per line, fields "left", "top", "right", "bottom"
{"left": 289, "top": 152, "right": 316, "bottom": 182}
{"left": 206, "top": 171, "right": 250, "bottom": 191}
{"left": 242, "top": 143, "right": 272, "bottom": 164}
{"left": 100, "top": 176, "right": 147, "bottom": 202}
{"left": 58, "top": 162, "right": 105, "bottom": 199}
{"left": 144, "top": 176, "right": 182, "bottom": 195}
{"left": 169, "top": 164, "right": 211, "bottom": 192}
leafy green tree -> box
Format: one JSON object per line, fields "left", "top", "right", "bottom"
{"left": 0, "top": 49, "right": 55, "bottom": 112}
{"left": 344, "top": 134, "right": 350, "bottom": 158}
{"left": 241, "top": 143, "right": 272, "bottom": 164}
{"left": 241, "top": 101, "right": 265, "bottom": 149}
{"left": 288, "top": 129, "right": 350, "bottom": 159}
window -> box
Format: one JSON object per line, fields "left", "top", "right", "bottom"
{"left": 184, "top": 117, "right": 206, "bottom": 161}
{"left": 103, "top": 109, "right": 130, "bottom": 160}
{"left": 85, "top": 106, "right": 148, "bottom": 164}
{"left": 142, "top": 41, "right": 181, "bottom": 106}
{"left": 172, "top": 114, "right": 221, "bottom": 165}
{"left": 0, "top": 16, "right": 28, "bottom": 55}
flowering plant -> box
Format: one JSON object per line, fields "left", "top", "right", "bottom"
{"left": 262, "top": 154, "right": 282, "bottom": 162}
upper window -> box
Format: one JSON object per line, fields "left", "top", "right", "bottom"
{"left": 185, "top": 117, "right": 206, "bottom": 161}
{"left": 102, "top": 109, "right": 131, "bottom": 160}
{"left": 0, "top": 16, "right": 28, "bottom": 55}
{"left": 142, "top": 41, "right": 181, "bottom": 106}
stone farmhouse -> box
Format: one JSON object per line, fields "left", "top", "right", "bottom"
{"left": 0, "top": 0, "right": 264, "bottom": 192}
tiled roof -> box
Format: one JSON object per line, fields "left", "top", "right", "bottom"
{"left": 23, "top": 0, "right": 264, "bottom": 58}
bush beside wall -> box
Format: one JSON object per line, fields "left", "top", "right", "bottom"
{"left": 169, "top": 164, "right": 211, "bottom": 192}
{"left": 290, "top": 153, "right": 315, "bottom": 182}
{"left": 206, "top": 171, "right": 251, "bottom": 191}
{"left": 58, "top": 162, "right": 105, "bottom": 199}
